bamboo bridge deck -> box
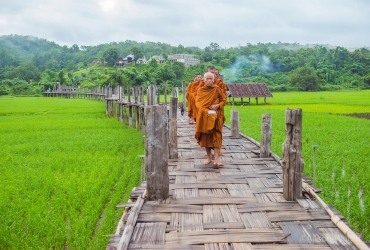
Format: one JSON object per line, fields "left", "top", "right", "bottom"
{"left": 107, "top": 112, "right": 365, "bottom": 250}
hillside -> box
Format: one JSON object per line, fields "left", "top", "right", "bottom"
{"left": 1, "top": 35, "right": 370, "bottom": 96}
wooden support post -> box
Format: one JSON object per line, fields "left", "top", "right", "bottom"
{"left": 145, "top": 105, "right": 169, "bottom": 200}
{"left": 164, "top": 86, "right": 167, "bottom": 104}
{"left": 230, "top": 109, "right": 240, "bottom": 138}
{"left": 256, "top": 97, "right": 258, "bottom": 105}
{"left": 128, "top": 87, "right": 133, "bottom": 127}
{"left": 232, "top": 98, "right": 234, "bottom": 106}
{"left": 264, "top": 97, "right": 266, "bottom": 105}
{"left": 106, "top": 100, "right": 113, "bottom": 116}
{"left": 118, "top": 86, "right": 123, "bottom": 122}
{"left": 282, "top": 108, "right": 304, "bottom": 201}
{"left": 156, "top": 85, "right": 160, "bottom": 104}
{"left": 171, "top": 88, "right": 177, "bottom": 97}
{"left": 260, "top": 114, "right": 272, "bottom": 158}
{"left": 169, "top": 97, "right": 178, "bottom": 119}
{"left": 182, "top": 81, "right": 186, "bottom": 111}
{"left": 147, "top": 85, "right": 156, "bottom": 105}
{"left": 140, "top": 86, "right": 144, "bottom": 104}
{"left": 168, "top": 118, "right": 178, "bottom": 159}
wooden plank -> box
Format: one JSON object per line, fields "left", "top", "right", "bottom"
{"left": 252, "top": 244, "right": 331, "bottom": 249}
{"left": 168, "top": 171, "right": 197, "bottom": 176}
{"left": 116, "top": 203, "right": 136, "bottom": 208}
{"left": 137, "top": 213, "right": 171, "bottom": 223}
{"left": 203, "top": 221, "right": 245, "bottom": 229}
{"left": 128, "top": 244, "right": 203, "bottom": 250}
{"left": 171, "top": 196, "right": 258, "bottom": 205}
{"left": 140, "top": 204, "right": 203, "bottom": 214}
{"left": 236, "top": 202, "right": 302, "bottom": 213}
{"left": 202, "top": 173, "right": 276, "bottom": 180}
{"left": 268, "top": 210, "right": 332, "bottom": 222}
{"left": 165, "top": 229, "right": 286, "bottom": 244}
{"left": 130, "top": 222, "right": 166, "bottom": 245}
{"left": 279, "top": 221, "right": 326, "bottom": 245}
{"left": 240, "top": 212, "right": 272, "bottom": 229}
{"left": 170, "top": 183, "right": 227, "bottom": 189}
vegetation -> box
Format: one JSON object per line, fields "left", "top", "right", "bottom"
{"left": 1, "top": 35, "right": 370, "bottom": 96}
{"left": 224, "top": 90, "right": 370, "bottom": 241}
{"left": 0, "top": 96, "right": 144, "bottom": 249}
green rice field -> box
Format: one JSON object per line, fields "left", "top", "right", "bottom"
{"left": 0, "top": 96, "right": 144, "bottom": 249}
{"left": 0, "top": 90, "right": 369, "bottom": 249}
{"left": 224, "top": 90, "right": 370, "bottom": 241}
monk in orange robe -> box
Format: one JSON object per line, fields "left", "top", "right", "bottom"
{"left": 188, "top": 74, "right": 202, "bottom": 123}
{"left": 195, "top": 72, "right": 226, "bottom": 166}
{"left": 196, "top": 66, "right": 227, "bottom": 98}
{"left": 186, "top": 77, "right": 197, "bottom": 124}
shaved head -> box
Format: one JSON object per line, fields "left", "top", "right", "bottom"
{"left": 204, "top": 72, "right": 214, "bottom": 86}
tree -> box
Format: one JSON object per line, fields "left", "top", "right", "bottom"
{"left": 103, "top": 47, "right": 119, "bottom": 66}
{"left": 130, "top": 46, "right": 144, "bottom": 64}
{"left": 288, "top": 65, "right": 320, "bottom": 91}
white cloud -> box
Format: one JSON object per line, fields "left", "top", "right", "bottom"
{"left": 0, "top": 0, "right": 369, "bottom": 48}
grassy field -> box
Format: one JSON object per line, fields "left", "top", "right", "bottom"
{"left": 0, "top": 96, "right": 144, "bottom": 249}
{"left": 224, "top": 90, "right": 370, "bottom": 241}
{"left": 1, "top": 90, "right": 369, "bottom": 248}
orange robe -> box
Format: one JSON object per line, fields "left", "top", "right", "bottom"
{"left": 189, "top": 80, "right": 200, "bottom": 119}
{"left": 186, "top": 81, "right": 195, "bottom": 118}
{"left": 196, "top": 79, "right": 227, "bottom": 99}
{"left": 194, "top": 84, "right": 226, "bottom": 149}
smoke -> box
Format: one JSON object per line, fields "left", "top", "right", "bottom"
{"left": 221, "top": 54, "right": 274, "bottom": 83}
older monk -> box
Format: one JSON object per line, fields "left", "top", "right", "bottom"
{"left": 195, "top": 66, "right": 227, "bottom": 98}
{"left": 195, "top": 72, "right": 226, "bottom": 166}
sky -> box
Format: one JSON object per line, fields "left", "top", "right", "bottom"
{"left": 0, "top": 0, "right": 369, "bottom": 49}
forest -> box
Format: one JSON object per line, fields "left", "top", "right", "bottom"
{"left": 0, "top": 34, "right": 370, "bottom": 95}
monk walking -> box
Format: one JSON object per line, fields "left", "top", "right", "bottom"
{"left": 194, "top": 72, "right": 226, "bottom": 166}
{"left": 186, "top": 77, "right": 197, "bottom": 124}
{"left": 187, "top": 74, "right": 202, "bottom": 124}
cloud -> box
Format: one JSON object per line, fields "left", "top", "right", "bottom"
{"left": 0, "top": 0, "right": 369, "bottom": 48}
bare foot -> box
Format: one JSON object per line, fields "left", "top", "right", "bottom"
{"left": 220, "top": 149, "right": 224, "bottom": 155}
{"left": 214, "top": 161, "right": 224, "bottom": 167}
{"left": 203, "top": 159, "right": 212, "bottom": 165}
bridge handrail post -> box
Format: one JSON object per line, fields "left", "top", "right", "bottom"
{"left": 260, "top": 114, "right": 272, "bottom": 158}
{"left": 282, "top": 108, "right": 304, "bottom": 201}
{"left": 144, "top": 105, "right": 169, "bottom": 200}
{"left": 230, "top": 109, "right": 240, "bottom": 138}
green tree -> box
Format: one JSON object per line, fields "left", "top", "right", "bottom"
{"left": 130, "top": 46, "right": 144, "bottom": 64}
{"left": 103, "top": 47, "right": 119, "bottom": 66}
{"left": 288, "top": 65, "right": 320, "bottom": 91}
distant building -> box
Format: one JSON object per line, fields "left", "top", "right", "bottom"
{"left": 150, "top": 54, "right": 199, "bottom": 67}
{"left": 168, "top": 54, "right": 200, "bottom": 67}
{"left": 115, "top": 53, "right": 199, "bottom": 67}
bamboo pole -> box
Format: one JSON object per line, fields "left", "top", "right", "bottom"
{"left": 302, "top": 183, "right": 370, "bottom": 250}
{"left": 116, "top": 191, "right": 146, "bottom": 250}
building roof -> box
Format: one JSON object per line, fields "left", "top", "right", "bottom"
{"left": 227, "top": 83, "right": 273, "bottom": 98}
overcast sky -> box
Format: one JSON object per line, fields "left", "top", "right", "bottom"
{"left": 0, "top": 0, "right": 369, "bottom": 49}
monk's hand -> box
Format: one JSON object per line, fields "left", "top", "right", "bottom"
{"left": 210, "top": 104, "right": 219, "bottom": 110}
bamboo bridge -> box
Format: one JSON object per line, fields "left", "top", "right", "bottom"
{"left": 42, "top": 85, "right": 369, "bottom": 250}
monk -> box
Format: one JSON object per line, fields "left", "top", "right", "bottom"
{"left": 188, "top": 74, "right": 202, "bottom": 123}
{"left": 196, "top": 66, "right": 227, "bottom": 97}
{"left": 194, "top": 72, "right": 226, "bottom": 166}
{"left": 186, "top": 77, "right": 197, "bottom": 124}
